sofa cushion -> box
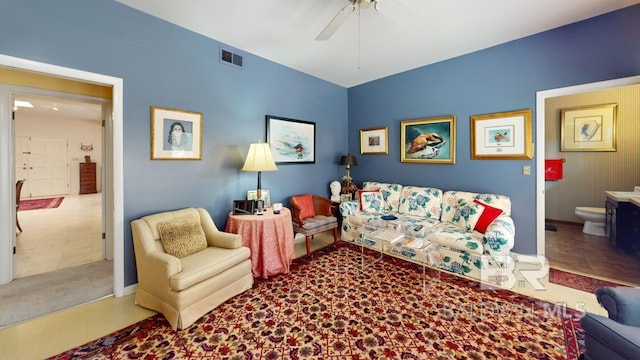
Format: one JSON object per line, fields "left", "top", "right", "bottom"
{"left": 441, "top": 197, "right": 484, "bottom": 231}
{"left": 398, "top": 186, "right": 443, "bottom": 219}
{"left": 360, "top": 191, "right": 386, "bottom": 213}
{"left": 426, "top": 223, "right": 484, "bottom": 255}
{"left": 169, "top": 246, "right": 251, "bottom": 291}
{"left": 363, "top": 182, "right": 403, "bottom": 213}
{"left": 157, "top": 215, "right": 208, "bottom": 258}
{"left": 473, "top": 200, "right": 504, "bottom": 233}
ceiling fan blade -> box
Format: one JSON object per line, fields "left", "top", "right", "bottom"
{"left": 315, "top": 4, "right": 356, "bottom": 41}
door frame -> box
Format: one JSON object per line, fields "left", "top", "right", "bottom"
{"left": 0, "top": 54, "right": 125, "bottom": 297}
{"left": 535, "top": 74, "right": 640, "bottom": 256}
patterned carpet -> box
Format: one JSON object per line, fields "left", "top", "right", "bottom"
{"left": 548, "top": 267, "right": 627, "bottom": 294}
{"left": 50, "top": 243, "right": 583, "bottom": 359}
{"left": 18, "top": 197, "right": 64, "bottom": 211}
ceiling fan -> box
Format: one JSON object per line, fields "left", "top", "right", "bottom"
{"left": 315, "top": 0, "right": 380, "bottom": 41}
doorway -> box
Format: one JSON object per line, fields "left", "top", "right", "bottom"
{"left": 0, "top": 54, "right": 125, "bottom": 297}
{"left": 14, "top": 92, "right": 106, "bottom": 278}
{"left": 535, "top": 75, "right": 640, "bottom": 253}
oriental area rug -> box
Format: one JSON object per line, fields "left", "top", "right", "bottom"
{"left": 50, "top": 244, "right": 584, "bottom": 359}
{"left": 18, "top": 197, "right": 64, "bottom": 211}
{"left": 549, "top": 267, "right": 628, "bottom": 294}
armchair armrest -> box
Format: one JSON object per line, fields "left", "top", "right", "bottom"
{"left": 581, "top": 312, "right": 640, "bottom": 359}
{"left": 312, "top": 195, "right": 333, "bottom": 216}
{"left": 196, "top": 207, "right": 243, "bottom": 249}
{"left": 597, "top": 287, "right": 640, "bottom": 326}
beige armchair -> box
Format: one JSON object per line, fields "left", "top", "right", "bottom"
{"left": 131, "top": 207, "right": 253, "bottom": 330}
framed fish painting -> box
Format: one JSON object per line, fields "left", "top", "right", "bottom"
{"left": 266, "top": 115, "right": 316, "bottom": 164}
{"left": 470, "top": 109, "right": 533, "bottom": 160}
{"left": 400, "top": 116, "right": 456, "bottom": 164}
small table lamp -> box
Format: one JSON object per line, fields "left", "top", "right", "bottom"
{"left": 340, "top": 154, "right": 357, "bottom": 193}
{"left": 242, "top": 142, "right": 278, "bottom": 214}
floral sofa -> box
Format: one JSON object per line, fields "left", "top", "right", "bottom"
{"left": 339, "top": 181, "right": 515, "bottom": 281}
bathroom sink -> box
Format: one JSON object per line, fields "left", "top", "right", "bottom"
{"left": 612, "top": 191, "right": 640, "bottom": 198}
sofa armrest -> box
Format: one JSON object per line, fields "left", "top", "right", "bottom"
{"left": 339, "top": 201, "right": 359, "bottom": 217}
{"left": 482, "top": 214, "right": 515, "bottom": 256}
{"left": 597, "top": 287, "right": 640, "bottom": 326}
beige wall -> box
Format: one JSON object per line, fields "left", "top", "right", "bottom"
{"left": 15, "top": 113, "right": 103, "bottom": 195}
{"left": 545, "top": 84, "right": 640, "bottom": 222}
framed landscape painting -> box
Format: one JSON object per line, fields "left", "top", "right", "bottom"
{"left": 266, "top": 115, "right": 316, "bottom": 164}
{"left": 470, "top": 109, "right": 533, "bottom": 160}
{"left": 400, "top": 116, "right": 456, "bottom": 164}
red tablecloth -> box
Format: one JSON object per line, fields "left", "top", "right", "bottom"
{"left": 225, "top": 207, "right": 295, "bottom": 278}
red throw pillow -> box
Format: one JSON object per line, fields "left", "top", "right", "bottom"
{"left": 296, "top": 194, "right": 316, "bottom": 220}
{"left": 357, "top": 189, "right": 380, "bottom": 210}
{"left": 473, "top": 200, "right": 503, "bottom": 233}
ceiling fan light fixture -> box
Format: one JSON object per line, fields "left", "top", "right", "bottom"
{"left": 358, "top": 0, "right": 372, "bottom": 9}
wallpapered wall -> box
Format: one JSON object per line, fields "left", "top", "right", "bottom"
{"left": 545, "top": 85, "right": 640, "bottom": 222}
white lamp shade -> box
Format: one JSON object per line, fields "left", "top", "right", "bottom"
{"left": 242, "top": 143, "right": 278, "bottom": 172}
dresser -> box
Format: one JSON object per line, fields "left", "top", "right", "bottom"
{"left": 79, "top": 162, "right": 97, "bottom": 194}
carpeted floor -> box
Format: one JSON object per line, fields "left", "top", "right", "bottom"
{"left": 549, "top": 267, "right": 628, "bottom": 294}
{"left": 18, "top": 197, "right": 64, "bottom": 211}
{"left": 49, "top": 244, "right": 583, "bottom": 359}
{"left": 0, "top": 260, "right": 112, "bottom": 328}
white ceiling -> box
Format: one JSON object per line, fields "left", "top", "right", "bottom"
{"left": 13, "top": 94, "right": 102, "bottom": 121}
{"left": 115, "top": 0, "right": 640, "bottom": 88}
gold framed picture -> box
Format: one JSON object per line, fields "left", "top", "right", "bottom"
{"left": 470, "top": 109, "right": 533, "bottom": 160}
{"left": 400, "top": 116, "right": 455, "bottom": 164}
{"left": 151, "top": 106, "right": 203, "bottom": 160}
{"left": 561, "top": 103, "right": 617, "bottom": 152}
{"left": 360, "top": 126, "right": 389, "bottom": 155}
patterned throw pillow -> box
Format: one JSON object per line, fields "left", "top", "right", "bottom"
{"left": 442, "top": 199, "right": 485, "bottom": 231}
{"left": 357, "top": 189, "right": 380, "bottom": 210}
{"left": 360, "top": 191, "right": 386, "bottom": 213}
{"left": 157, "top": 215, "right": 207, "bottom": 258}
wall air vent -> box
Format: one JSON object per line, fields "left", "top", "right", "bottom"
{"left": 220, "top": 49, "right": 243, "bottom": 68}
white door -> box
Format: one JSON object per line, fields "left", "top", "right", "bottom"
{"left": 15, "top": 136, "right": 29, "bottom": 199}
{"left": 15, "top": 137, "right": 69, "bottom": 198}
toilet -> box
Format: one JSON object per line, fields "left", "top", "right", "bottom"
{"left": 574, "top": 207, "right": 606, "bottom": 236}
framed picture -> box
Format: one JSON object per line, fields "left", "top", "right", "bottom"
{"left": 247, "top": 189, "right": 271, "bottom": 207}
{"left": 340, "top": 194, "right": 352, "bottom": 203}
{"left": 266, "top": 115, "right": 316, "bottom": 164}
{"left": 151, "top": 106, "right": 202, "bottom": 160}
{"left": 470, "top": 109, "right": 533, "bottom": 160}
{"left": 561, "top": 103, "right": 617, "bottom": 152}
{"left": 360, "top": 126, "right": 389, "bottom": 155}
{"left": 400, "top": 116, "right": 456, "bottom": 164}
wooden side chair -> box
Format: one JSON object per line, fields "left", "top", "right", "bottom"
{"left": 290, "top": 194, "right": 338, "bottom": 256}
{"left": 16, "top": 179, "right": 25, "bottom": 234}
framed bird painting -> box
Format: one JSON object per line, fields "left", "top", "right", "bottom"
{"left": 470, "top": 109, "right": 533, "bottom": 160}
{"left": 560, "top": 103, "right": 617, "bottom": 152}
{"left": 401, "top": 116, "right": 456, "bottom": 164}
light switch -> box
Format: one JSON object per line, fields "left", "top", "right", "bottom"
{"left": 522, "top": 166, "right": 531, "bottom": 176}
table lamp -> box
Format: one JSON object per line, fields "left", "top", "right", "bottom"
{"left": 340, "top": 154, "right": 357, "bottom": 193}
{"left": 242, "top": 142, "right": 278, "bottom": 214}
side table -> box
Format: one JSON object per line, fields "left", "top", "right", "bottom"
{"left": 225, "top": 207, "right": 295, "bottom": 279}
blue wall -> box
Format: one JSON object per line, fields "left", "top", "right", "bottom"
{"left": 347, "top": 4, "right": 640, "bottom": 254}
{"left": 2, "top": 1, "right": 639, "bottom": 284}
{"left": 0, "top": 0, "right": 348, "bottom": 285}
